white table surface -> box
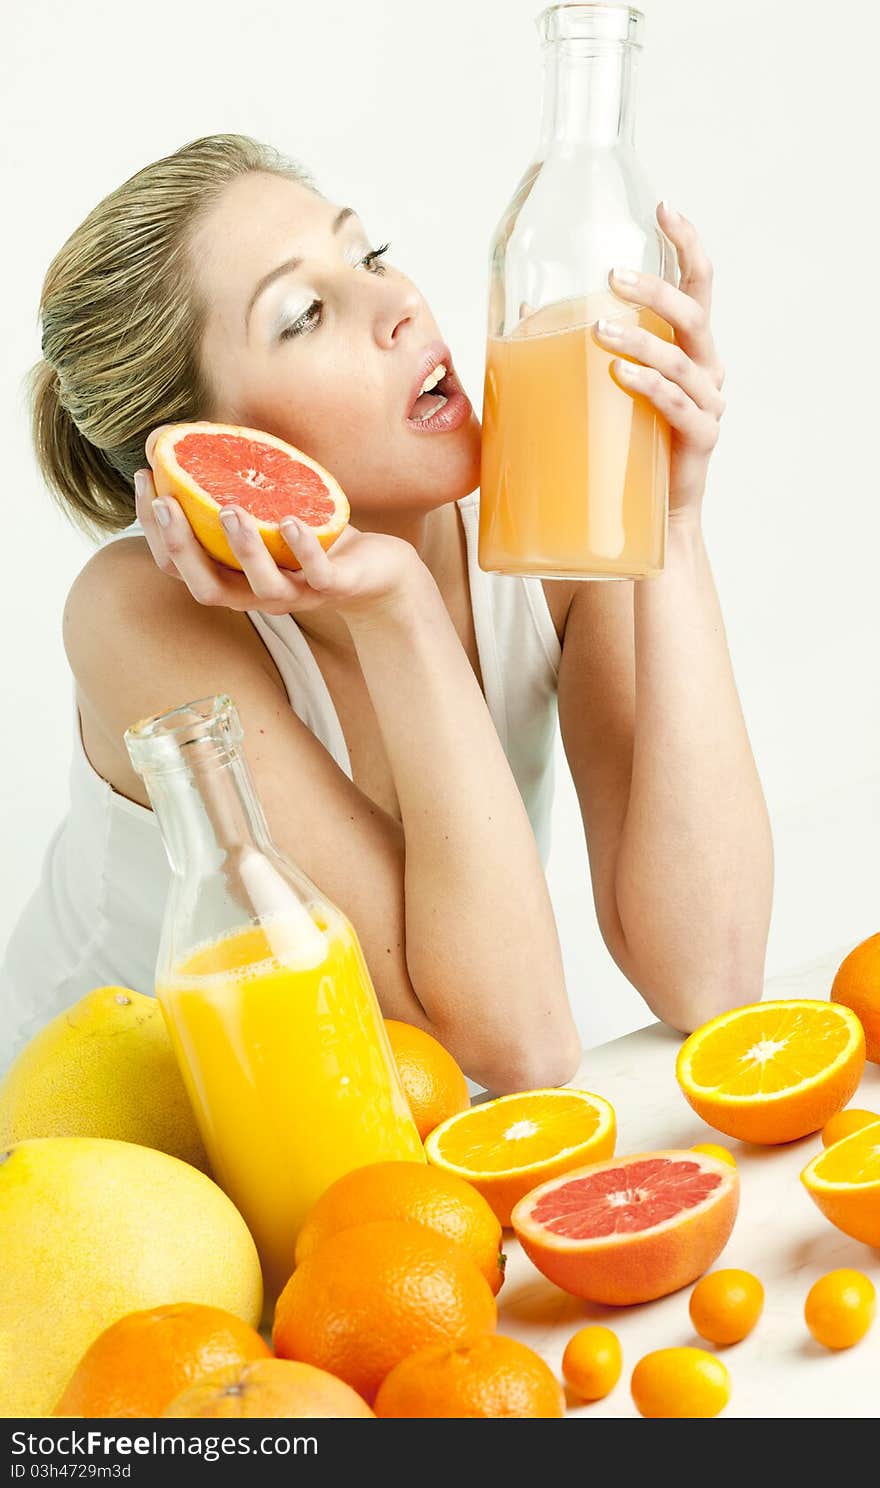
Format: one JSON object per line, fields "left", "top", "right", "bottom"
{"left": 498, "top": 994, "right": 880, "bottom": 1419}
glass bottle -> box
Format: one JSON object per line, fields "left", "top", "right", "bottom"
{"left": 125, "top": 694, "right": 425, "bottom": 1310}
{"left": 479, "top": 2, "right": 678, "bottom": 580}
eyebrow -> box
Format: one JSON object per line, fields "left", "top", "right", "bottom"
{"left": 245, "top": 207, "right": 357, "bottom": 327}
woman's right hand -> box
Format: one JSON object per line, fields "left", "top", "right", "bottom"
{"left": 134, "top": 458, "right": 429, "bottom": 622}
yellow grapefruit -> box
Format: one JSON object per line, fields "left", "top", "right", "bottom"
{"left": 0, "top": 1137, "right": 262, "bottom": 1417}
{"left": 0, "top": 985, "right": 207, "bottom": 1170}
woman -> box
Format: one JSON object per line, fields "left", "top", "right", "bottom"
{"left": 1, "top": 135, "right": 773, "bottom": 1089}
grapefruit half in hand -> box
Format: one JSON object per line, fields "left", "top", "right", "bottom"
{"left": 511, "top": 1149, "right": 739, "bottom": 1306}
{"left": 151, "top": 422, "right": 349, "bottom": 572}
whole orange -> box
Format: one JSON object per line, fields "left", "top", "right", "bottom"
{"left": 273, "top": 1219, "right": 497, "bottom": 1404}
{"left": 385, "top": 1020, "right": 470, "bottom": 1139}
{"left": 164, "top": 1358, "right": 374, "bottom": 1418}
{"left": 294, "top": 1161, "right": 506, "bottom": 1295}
{"left": 832, "top": 933, "right": 880, "bottom": 1062}
{"left": 54, "top": 1303, "right": 270, "bottom": 1418}
{"left": 374, "top": 1335, "right": 564, "bottom": 1418}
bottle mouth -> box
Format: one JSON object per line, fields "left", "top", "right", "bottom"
{"left": 125, "top": 693, "right": 244, "bottom": 777}
{"left": 536, "top": 3, "right": 644, "bottom": 49}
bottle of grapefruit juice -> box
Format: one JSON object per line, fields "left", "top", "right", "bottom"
{"left": 125, "top": 695, "right": 424, "bottom": 1310}
{"left": 479, "top": 4, "right": 678, "bottom": 579}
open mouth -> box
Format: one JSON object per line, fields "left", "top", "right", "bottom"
{"left": 407, "top": 364, "right": 455, "bottom": 422}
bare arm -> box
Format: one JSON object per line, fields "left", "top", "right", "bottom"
{"left": 557, "top": 519, "right": 773, "bottom": 1033}
{"left": 343, "top": 569, "right": 579, "bottom": 1090}
{"left": 557, "top": 203, "right": 773, "bottom": 1031}
{"left": 65, "top": 534, "right": 578, "bottom": 1091}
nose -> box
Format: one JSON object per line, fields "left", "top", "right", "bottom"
{"left": 373, "top": 276, "right": 422, "bottom": 350}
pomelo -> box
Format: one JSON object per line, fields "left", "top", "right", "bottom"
{"left": 0, "top": 1137, "right": 262, "bottom": 1417}
{"left": 0, "top": 985, "right": 208, "bottom": 1171}
{"left": 511, "top": 1149, "right": 738, "bottom": 1306}
{"left": 151, "top": 422, "right": 349, "bottom": 572}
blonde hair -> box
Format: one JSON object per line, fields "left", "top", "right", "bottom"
{"left": 30, "top": 134, "right": 319, "bottom": 537}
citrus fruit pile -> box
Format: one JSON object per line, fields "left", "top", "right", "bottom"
{"left": 2, "top": 930, "right": 879, "bottom": 1419}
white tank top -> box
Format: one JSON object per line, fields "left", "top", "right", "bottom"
{"left": 0, "top": 493, "right": 561, "bottom": 1067}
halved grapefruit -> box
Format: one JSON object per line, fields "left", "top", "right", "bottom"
{"left": 511, "top": 1149, "right": 739, "bottom": 1305}
{"left": 151, "top": 422, "right": 349, "bottom": 572}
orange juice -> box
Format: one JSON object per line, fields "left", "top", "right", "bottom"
{"left": 479, "top": 291, "right": 673, "bottom": 578}
{"left": 157, "top": 910, "right": 425, "bottom": 1305}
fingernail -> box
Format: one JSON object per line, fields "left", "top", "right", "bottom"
{"left": 660, "top": 199, "right": 681, "bottom": 225}
{"left": 597, "top": 317, "right": 624, "bottom": 339}
{"left": 134, "top": 469, "right": 148, "bottom": 498}
{"left": 281, "top": 516, "right": 302, "bottom": 539}
{"left": 614, "top": 359, "right": 639, "bottom": 379}
{"left": 219, "top": 508, "right": 240, "bottom": 536}
{"left": 152, "top": 499, "right": 169, "bottom": 529}
{"left": 612, "top": 267, "right": 639, "bottom": 286}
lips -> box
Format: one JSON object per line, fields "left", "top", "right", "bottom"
{"left": 407, "top": 342, "right": 458, "bottom": 419}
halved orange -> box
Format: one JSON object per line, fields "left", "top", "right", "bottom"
{"left": 801, "top": 1118, "right": 880, "bottom": 1246}
{"left": 676, "top": 1000, "right": 865, "bottom": 1145}
{"left": 424, "top": 1088, "right": 616, "bottom": 1226}
{"left": 151, "top": 422, "right": 349, "bottom": 572}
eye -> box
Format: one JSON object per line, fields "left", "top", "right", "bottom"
{"left": 278, "top": 243, "right": 392, "bottom": 341}
{"left": 359, "top": 242, "right": 391, "bottom": 274}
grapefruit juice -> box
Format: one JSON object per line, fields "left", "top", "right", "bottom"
{"left": 157, "top": 909, "right": 425, "bottom": 1304}
{"left": 479, "top": 292, "right": 673, "bottom": 579}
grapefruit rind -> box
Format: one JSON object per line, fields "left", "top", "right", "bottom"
{"left": 511, "top": 1149, "right": 739, "bottom": 1306}
{"left": 152, "top": 421, "right": 350, "bottom": 572}
{"left": 800, "top": 1118, "right": 880, "bottom": 1247}
{"left": 675, "top": 999, "right": 866, "bottom": 1145}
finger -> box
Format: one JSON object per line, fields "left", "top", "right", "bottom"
{"left": 607, "top": 263, "right": 722, "bottom": 388}
{"left": 611, "top": 360, "right": 721, "bottom": 454}
{"left": 134, "top": 468, "right": 182, "bottom": 579}
{"left": 656, "top": 201, "right": 714, "bottom": 316}
{"left": 593, "top": 318, "right": 725, "bottom": 417}
{"left": 154, "top": 493, "right": 259, "bottom": 609}
{"left": 279, "top": 518, "right": 337, "bottom": 592}
{"left": 218, "top": 506, "right": 312, "bottom": 606}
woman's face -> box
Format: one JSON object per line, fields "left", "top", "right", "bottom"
{"left": 190, "top": 171, "right": 482, "bottom": 517}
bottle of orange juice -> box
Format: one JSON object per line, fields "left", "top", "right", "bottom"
{"left": 125, "top": 695, "right": 424, "bottom": 1310}
{"left": 479, "top": 3, "right": 678, "bottom": 580}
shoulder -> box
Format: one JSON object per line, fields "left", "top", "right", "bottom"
{"left": 63, "top": 535, "right": 287, "bottom": 705}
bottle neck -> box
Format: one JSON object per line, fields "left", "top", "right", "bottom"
{"left": 538, "top": 42, "right": 638, "bottom": 150}
{"left": 144, "top": 752, "right": 272, "bottom": 878}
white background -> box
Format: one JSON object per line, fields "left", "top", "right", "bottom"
{"left": 1, "top": 0, "right": 878, "bottom": 1047}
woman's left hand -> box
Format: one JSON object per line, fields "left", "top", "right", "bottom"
{"left": 593, "top": 201, "right": 726, "bottom": 518}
